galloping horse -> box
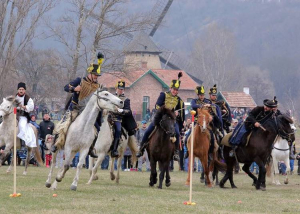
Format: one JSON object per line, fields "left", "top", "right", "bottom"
{"left": 147, "top": 106, "right": 176, "bottom": 189}
{"left": 87, "top": 110, "right": 138, "bottom": 185}
{"left": 220, "top": 114, "right": 294, "bottom": 191}
{"left": 48, "top": 88, "right": 123, "bottom": 191}
{"left": 0, "top": 96, "right": 43, "bottom": 175}
{"left": 185, "top": 107, "right": 226, "bottom": 187}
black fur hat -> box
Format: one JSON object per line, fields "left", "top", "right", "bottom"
{"left": 263, "top": 96, "right": 278, "bottom": 108}
{"left": 17, "top": 82, "right": 26, "bottom": 90}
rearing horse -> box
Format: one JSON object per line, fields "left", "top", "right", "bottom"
{"left": 147, "top": 106, "right": 176, "bottom": 189}
{"left": 220, "top": 114, "right": 294, "bottom": 191}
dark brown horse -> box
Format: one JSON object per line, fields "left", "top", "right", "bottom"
{"left": 220, "top": 114, "right": 294, "bottom": 191}
{"left": 185, "top": 108, "right": 226, "bottom": 187}
{"left": 146, "top": 106, "right": 176, "bottom": 189}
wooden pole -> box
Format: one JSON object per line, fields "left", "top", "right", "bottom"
{"left": 13, "top": 107, "right": 17, "bottom": 194}
{"left": 185, "top": 110, "right": 196, "bottom": 205}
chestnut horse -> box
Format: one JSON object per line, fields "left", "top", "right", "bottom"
{"left": 146, "top": 106, "right": 176, "bottom": 189}
{"left": 185, "top": 107, "right": 226, "bottom": 187}
{"left": 220, "top": 113, "right": 294, "bottom": 191}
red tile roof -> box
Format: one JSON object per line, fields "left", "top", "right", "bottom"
{"left": 220, "top": 91, "right": 257, "bottom": 108}
{"left": 99, "top": 69, "right": 198, "bottom": 90}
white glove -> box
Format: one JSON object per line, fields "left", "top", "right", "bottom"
{"left": 118, "top": 109, "right": 124, "bottom": 113}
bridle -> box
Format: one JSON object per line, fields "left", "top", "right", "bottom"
{"left": 94, "top": 89, "right": 120, "bottom": 110}
{"left": 0, "top": 103, "right": 14, "bottom": 117}
{"left": 159, "top": 117, "right": 175, "bottom": 135}
{"left": 274, "top": 115, "right": 295, "bottom": 142}
{"left": 197, "top": 112, "right": 208, "bottom": 133}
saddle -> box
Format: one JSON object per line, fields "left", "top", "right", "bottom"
{"left": 221, "top": 131, "right": 252, "bottom": 148}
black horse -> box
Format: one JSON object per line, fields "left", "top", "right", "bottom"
{"left": 146, "top": 106, "right": 176, "bottom": 189}
{"left": 220, "top": 114, "right": 294, "bottom": 191}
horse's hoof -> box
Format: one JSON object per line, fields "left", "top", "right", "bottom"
{"left": 284, "top": 179, "right": 288, "bottom": 185}
{"left": 92, "top": 175, "right": 98, "bottom": 181}
{"left": 260, "top": 187, "right": 266, "bottom": 191}
{"left": 70, "top": 185, "right": 77, "bottom": 191}
{"left": 216, "top": 181, "right": 219, "bottom": 186}
{"left": 149, "top": 182, "right": 154, "bottom": 187}
{"left": 200, "top": 178, "right": 205, "bottom": 183}
{"left": 185, "top": 181, "right": 190, "bottom": 186}
{"left": 56, "top": 178, "right": 62, "bottom": 182}
{"left": 157, "top": 186, "right": 162, "bottom": 189}
{"left": 232, "top": 185, "right": 237, "bottom": 188}
{"left": 45, "top": 183, "right": 51, "bottom": 188}
{"left": 116, "top": 179, "right": 119, "bottom": 184}
{"left": 110, "top": 173, "right": 115, "bottom": 181}
{"left": 166, "top": 182, "right": 171, "bottom": 187}
{"left": 23, "top": 171, "right": 27, "bottom": 176}
{"left": 6, "top": 171, "right": 11, "bottom": 174}
{"left": 219, "top": 182, "right": 224, "bottom": 188}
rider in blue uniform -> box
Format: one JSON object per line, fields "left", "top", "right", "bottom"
{"left": 52, "top": 52, "right": 104, "bottom": 158}
{"left": 136, "top": 72, "right": 185, "bottom": 161}
{"left": 184, "top": 85, "right": 223, "bottom": 158}
{"left": 110, "top": 80, "right": 137, "bottom": 157}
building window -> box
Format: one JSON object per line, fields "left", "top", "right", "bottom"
{"left": 143, "top": 96, "right": 150, "bottom": 119}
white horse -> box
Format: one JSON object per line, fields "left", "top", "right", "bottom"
{"left": 269, "top": 123, "right": 296, "bottom": 185}
{"left": 0, "top": 96, "right": 43, "bottom": 175}
{"left": 87, "top": 110, "right": 138, "bottom": 185}
{"left": 48, "top": 88, "right": 123, "bottom": 191}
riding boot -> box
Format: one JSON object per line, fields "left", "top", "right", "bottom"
{"left": 173, "top": 149, "right": 180, "bottom": 161}
{"left": 111, "top": 138, "right": 120, "bottom": 158}
{"left": 88, "top": 136, "right": 98, "bottom": 158}
{"left": 136, "top": 141, "right": 146, "bottom": 158}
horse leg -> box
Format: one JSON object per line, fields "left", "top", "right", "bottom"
{"left": 165, "top": 165, "right": 171, "bottom": 187}
{"left": 149, "top": 159, "right": 157, "bottom": 187}
{"left": 55, "top": 150, "right": 75, "bottom": 183}
{"left": 116, "top": 153, "right": 123, "bottom": 184}
{"left": 242, "top": 163, "right": 257, "bottom": 186}
{"left": 87, "top": 153, "right": 106, "bottom": 185}
{"left": 200, "top": 171, "right": 205, "bottom": 183}
{"left": 6, "top": 151, "right": 13, "bottom": 173}
{"left": 45, "top": 151, "right": 57, "bottom": 188}
{"left": 70, "top": 149, "right": 89, "bottom": 191}
{"left": 185, "top": 154, "right": 194, "bottom": 186}
{"left": 219, "top": 147, "right": 235, "bottom": 188}
{"left": 110, "top": 157, "right": 116, "bottom": 180}
{"left": 255, "top": 160, "right": 266, "bottom": 191}
{"left": 213, "top": 167, "right": 219, "bottom": 186}
{"left": 158, "top": 161, "right": 167, "bottom": 189}
{"left": 201, "top": 154, "right": 212, "bottom": 188}
{"left": 284, "top": 157, "right": 290, "bottom": 184}
{"left": 23, "top": 147, "right": 32, "bottom": 175}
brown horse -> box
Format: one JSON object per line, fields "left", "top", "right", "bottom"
{"left": 185, "top": 107, "right": 226, "bottom": 187}
{"left": 220, "top": 114, "right": 294, "bottom": 191}
{"left": 146, "top": 106, "right": 176, "bottom": 189}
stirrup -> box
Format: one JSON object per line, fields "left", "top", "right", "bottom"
{"left": 51, "top": 145, "right": 57, "bottom": 153}
{"left": 111, "top": 150, "right": 119, "bottom": 158}
{"left": 136, "top": 150, "right": 144, "bottom": 158}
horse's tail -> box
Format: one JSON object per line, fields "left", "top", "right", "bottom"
{"left": 128, "top": 135, "right": 138, "bottom": 167}
{"left": 34, "top": 140, "right": 44, "bottom": 167}
{"left": 266, "top": 157, "right": 273, "bottom": 177}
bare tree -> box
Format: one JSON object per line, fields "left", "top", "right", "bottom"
{"left": 45, "top": 0, "right": 155, "bottom": 82}
{"left": 191, "top": 23, "right": 243, "bottom": 91}
{"left": 0, "top": 0, "right": 56, "bottom": 98}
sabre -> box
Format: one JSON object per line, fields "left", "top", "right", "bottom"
{"left": 259, "top": 125, "right": 266, "bottom": 131}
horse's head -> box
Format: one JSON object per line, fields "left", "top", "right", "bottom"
{"left": 0, "top": 96, "right": 17, "bottom": 120}
{"left": 93, "top": 88, "right": 123, "bottom": 113}
{"left": 153, "top": 106, "right": 176, "bottom": 136}
{"left": 196, "top": 107, "right": 212, "bottom": 132}
{"left": 277, "top": 114, "right": 295, "bottom": 143}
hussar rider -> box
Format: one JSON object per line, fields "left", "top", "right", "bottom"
{"left": 136, "top": 72, "right": 185, "bottom": 161}
{"left": 51, "top": 52, "right": 104, "bottom": 158}
{"left": 110, "top": 80, "right": 137, "bottom": 157}
{"left": 15, "top": 82, "right": 36, "bottom": 148}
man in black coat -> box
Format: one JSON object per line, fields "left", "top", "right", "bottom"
{"left": 39, "top": 113, "right": 54, "bottom": 162}
{"left": 110, "top": 80, "right": 137, "bottom": 157}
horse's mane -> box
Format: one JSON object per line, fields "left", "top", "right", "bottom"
{"left": 153, "top": 106, "right": 176, "bottom": 126}
{"left": 278, "top": 113, "right": 293, "bottom": 124}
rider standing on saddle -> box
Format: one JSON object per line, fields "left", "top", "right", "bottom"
{"left": 53, "top": 52, "right": 104, "bottom": 158}
{"left": 136, "top": 72, "right": 185, "bottom": 161}
{"left": 110, "top": 80, "right": 137, "bottom": 157}
{"left": 184, "top": 85, "right": 222, "bottom": 158}
{"left": 209, "top": 84, "right": 232, "bottom": 133}
{"left": 16, "top": 82, "right": 36, "bottom": 147}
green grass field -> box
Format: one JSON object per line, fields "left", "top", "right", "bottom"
{"left": 1, "top": 165, "right": 300, "bottom": 214}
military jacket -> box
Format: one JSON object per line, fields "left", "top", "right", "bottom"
{"left": 155, "top": 91, "right": 185, "bottom": 129}
{"left": 64, "top": 77, "right": 98, "bottom": 110}
{"left": 245, "top": 106, "right": 273, "bottom": 130}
